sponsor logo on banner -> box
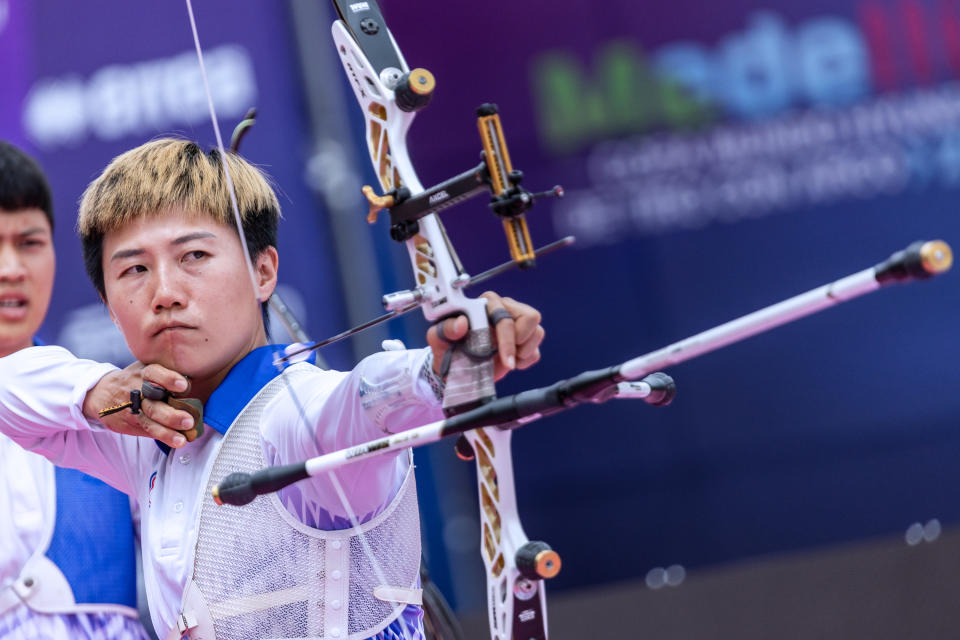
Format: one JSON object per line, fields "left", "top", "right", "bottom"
{"left": 23, "top": 44, "right": 257, "bottom": 148}
{"left": 534, "top": 7, "right": 960, "bottom": 242}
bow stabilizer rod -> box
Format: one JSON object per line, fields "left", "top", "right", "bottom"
{"left": 214, "top": 239, "right": 951, "bottom": 502}
{"left": 619, "top": 239, "right": 952, "bottom": 380}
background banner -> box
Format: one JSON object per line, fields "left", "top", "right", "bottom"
{"left": 380, "top": 0, "right": 960, "bottom": 597}
{"left": 2, "top": 0, "right": 958, "bottom": 615}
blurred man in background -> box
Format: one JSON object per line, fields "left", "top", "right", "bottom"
{"left": 0, "top": 141, "right": 149, "bottom": 639}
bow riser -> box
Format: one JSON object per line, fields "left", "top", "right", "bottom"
{"left": 332, "top": 20, "right": 496, "bottom": 411}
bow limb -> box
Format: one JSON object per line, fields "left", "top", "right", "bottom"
{"left": 183, "top": 2, "right": 422, "bottom": 639}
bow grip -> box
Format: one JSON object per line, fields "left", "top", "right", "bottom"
{"left": 436, "top": 300, "right": 497, "bottom": 417}
{"left": 439, "top": 327, "right": 497, "bottom": 416}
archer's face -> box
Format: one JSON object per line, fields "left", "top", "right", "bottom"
{"left": 102, "top": 210, "right": 277, "bottom": 391}
{"left": 0, "top": 209, "right": 55, "bottom": 357}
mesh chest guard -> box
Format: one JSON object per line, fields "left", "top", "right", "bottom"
{"left": 189, "top": 364, "right": 421, "bottom": 639}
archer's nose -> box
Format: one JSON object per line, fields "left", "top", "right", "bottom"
{"left": 150, "top": 264, "right": 187, "bottom": 311}
{"left": 0, "top": 243, "right": 27, "bottom": 283}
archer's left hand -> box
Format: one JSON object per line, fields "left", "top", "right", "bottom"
{"left": 426, "top": 291, "right": 544, "bottom": 382}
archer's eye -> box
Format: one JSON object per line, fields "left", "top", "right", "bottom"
{"left": 183, "top": 250, "right": 209, "bottom": 262}
{"left": 120, "top": 264, "right": 147, "bottom": 277}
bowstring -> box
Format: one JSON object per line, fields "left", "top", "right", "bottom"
{"left": 184, "top": 3, "right": 418, "bottom": 638}
{"left": 185, "top": 1, "right": 259, "bottom": 304}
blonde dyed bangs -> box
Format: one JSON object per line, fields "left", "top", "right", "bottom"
{"left": 78, "top": 138, "right": 279, "bottom": 238}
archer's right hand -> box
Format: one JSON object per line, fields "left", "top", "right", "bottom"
{"left": 82, "top": 362, "right": 194, "bottom": 449}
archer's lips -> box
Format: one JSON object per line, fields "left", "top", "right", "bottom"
{"left": 152, "top": 323, "right": 197, "bottom": 337}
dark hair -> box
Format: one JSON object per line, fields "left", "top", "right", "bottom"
{"left": 0, "top": 141, "right": 54, "bottom": 229}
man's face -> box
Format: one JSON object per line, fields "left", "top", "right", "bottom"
{"left": 0, "top": 209, "right": 55, "bottom": 357}
{"left": 102, "top": 210, "right": 276, "bottom": 386}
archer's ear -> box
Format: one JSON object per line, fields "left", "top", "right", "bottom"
{"left": 255, "top": 246, "right": 279, "bottom": 301}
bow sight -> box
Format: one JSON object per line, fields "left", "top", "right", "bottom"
{"left": 333, "top": 0, "right": 563, "bottom": 274}
{"left": 363, "top": 101, "right": 564, "bottom": 265}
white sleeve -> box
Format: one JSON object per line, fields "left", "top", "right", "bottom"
{"left": 0, "top": 346, "right": 149, "bottom": 496}
{"left": 262, "top": 348, "right": 444, "bottom": 522}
